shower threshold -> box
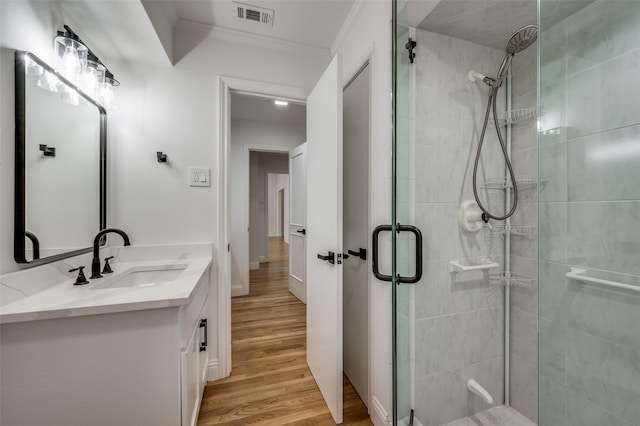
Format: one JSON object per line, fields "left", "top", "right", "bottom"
{"left": 440, "top": 405, "right": 535, "bottom": 426}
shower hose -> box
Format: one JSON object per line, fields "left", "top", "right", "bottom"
{"left": 472, "top": 85, "right": 518, "bottom": 222}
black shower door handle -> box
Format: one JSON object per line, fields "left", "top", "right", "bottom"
{"left": 372, "top": 224, "right": 423, "bottom": 284}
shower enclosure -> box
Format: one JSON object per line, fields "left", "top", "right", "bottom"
{"left": 392, "top": 1, "right": 640, "bottom": 425}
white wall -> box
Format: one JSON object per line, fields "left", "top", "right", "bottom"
{"left": 331, "top": 2, "right": 393, "bottom": 424}
{"left": 249, "top": 152, "right": 287, "bottom": 263}
{"left": 229, "top": 119, "right": 303, "bottom": 294}
{"left": 267, "top": 173, "right": 289, "bottom": 240}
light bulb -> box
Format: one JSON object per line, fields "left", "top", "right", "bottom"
{"left": 99, "top": 83, "right": 113, "bottom": 109}
{"left": 83, "top": 65, "right": 98, "bottom": 98}
{"left": 61, "top": 45, "right": 81, "bottom": 80}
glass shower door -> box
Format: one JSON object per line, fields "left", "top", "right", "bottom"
{"left": 392, "top": 0, "right": 415, "bottom": 424}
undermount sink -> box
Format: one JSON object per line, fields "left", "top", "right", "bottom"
{"left": 92, "top": 265, "right": 187, "bottom": 289}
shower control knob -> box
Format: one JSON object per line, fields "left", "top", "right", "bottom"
{"left": 458, "top": 200, "right": 486, "bottom": 233}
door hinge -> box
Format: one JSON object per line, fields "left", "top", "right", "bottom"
{"left": 405, "top": 37, "right": 416, "bottom": 64}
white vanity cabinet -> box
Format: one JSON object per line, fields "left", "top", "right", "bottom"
{"left": 0, "top": 266, "right": 211, "bottom": 426}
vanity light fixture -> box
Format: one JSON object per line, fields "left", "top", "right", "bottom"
{"left": 53, "top": 25, "right": 119, "bottom": 108}
{"left": 274, "top": 100, "right": 288, "bottom": 106}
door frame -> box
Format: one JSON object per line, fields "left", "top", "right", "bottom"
{"left": 240, "top": 145, "right": 292, "bottom": 297}
{"left": 217, "top": 76, "right": 306, "bottom": 379}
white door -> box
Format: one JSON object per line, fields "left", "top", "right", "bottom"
{"left": 306, "top": 55, "right": 343, "bottom": 424}
{"left": 289, "top": 143, "right": 307, "bottom": 303}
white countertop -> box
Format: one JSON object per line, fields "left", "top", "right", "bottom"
{"left": 0, "top": 257, "right": 212, "bottom": 325}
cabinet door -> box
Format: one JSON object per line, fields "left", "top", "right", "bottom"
{"left": 181, "top": 323, "right": 200, "bottom": 426}
{"left": 198, "top": 299, "right": 209, "bottom": 394}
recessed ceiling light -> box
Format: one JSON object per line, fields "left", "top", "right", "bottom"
{"left": 274, "top": 100, "right": 288, "bottom": 106}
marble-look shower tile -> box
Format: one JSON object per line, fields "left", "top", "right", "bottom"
{"left": 511, "top": 92, "right": 538, "bottom": 152}
{"left": 566, "top": 48, "right": 640, "bottom": 139}
{"left": 510, "top": 307, "right": 538, "bottom": 370}
{"left": 416, "top": 259, "right": 504, "bottom": 320}
{"left": 414, "top": 145, "right": 505, "bottom": 205}
{"left": 566, "top": 278, "right": 640, "bottom": 350}
{"left": 538, "top": 376, "right": 567, "bottom": 426}
{"left": 566, "top": 329, "right": 640, "bottom": 424}
{"left": 565, "top": 0, "right": 640, "bottom": 76}
{"left": 539, "top": 317, "right": 567, "bottom": 383}
{"left": 539, "top": 80, "right": 566, "bottom": 146}
{"left": 415, "top": 30, "right": 506, "bottom": 150}
{"left": 567, "top": 201, "right": 640, "bottom": 276}
{"left": 509, "top": 358, "right": 538, "bottom": 424}
{"left": 509, "top": 202, "right": 538, "bottom": 260}
{"left": 567, "top": 124, "right": 640, "bottom": 202}
{"left": 566, "top": 392, "right": 635, "bottom": 426}
{"left": 416, "top": 203, "right": 498, "bottom": 261}
{"left": 539, "top": 141, "right": 567, "bottom": 203}
{"left": 511, "top": 147, "right": 538, "bottom": 205}
{"left": 538, "top": 261, "right": 567, "bottom": 322}
{"left": 510, "top": 255, "right": 538, "bottom": 315}
{"left": 512, "top": 47, "right": 537, "bottom": 98}
{"left": 415, "top": 308, "right": 503, "bottom": 376}
{"left": 539, "top": 202, "right": 567, "bottom": 263}
{"left": 415, "top": 368, "right": 465, "bottom": 426}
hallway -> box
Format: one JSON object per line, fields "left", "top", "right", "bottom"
{"left": 197, "top": 237, "right": 372, "bottom": 425}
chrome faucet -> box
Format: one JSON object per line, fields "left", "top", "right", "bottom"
{"left": 90, "top": 228, "right": 131, "bottom": 279}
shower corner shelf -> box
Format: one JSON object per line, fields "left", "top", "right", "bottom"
{"left": 483, "top": 176, "right": 547, "bottom": 190}
{"left": 490, "top": 224, "right": 536, "bottom": 236}
{"left": 492, "top": 108, "right": 537, "bottom": 126}
{"left": 489, "top": 271, "right": 537, "bottom": 288}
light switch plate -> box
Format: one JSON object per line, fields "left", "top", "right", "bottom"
{"left": 189, "top": 167, "right": 210, "bottom": 187}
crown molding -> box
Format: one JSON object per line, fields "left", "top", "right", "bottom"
{"left": 330, "top": 0, "right": 365, "bottom": 56}
{"left": 176, "top": 19, "right": 331, "bottom": 59}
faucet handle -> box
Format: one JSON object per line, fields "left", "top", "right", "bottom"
{"left": 102, "top": 256, "right": 114, "bottom": 274}
{"left": 69, "top": 266, "right": 89, "bottom": 286}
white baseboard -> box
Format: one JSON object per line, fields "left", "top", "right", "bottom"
{"left": 249, "top": 261, "right": 260, "bottom": 270}
{"left": 231, "top": 283, "right": 246, "bottom": 297}
{"left": 207, "top": 358, "right": 221, "bottom": 382}
{"left": 371, "top": 396, "right": 391, "bottom": 426}
{"left": 258, "top": 256, "right": 268, "bottom": 263}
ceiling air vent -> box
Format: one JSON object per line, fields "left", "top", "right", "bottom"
{"left": 233, "top": 2, "right": 275, "bottom": 26}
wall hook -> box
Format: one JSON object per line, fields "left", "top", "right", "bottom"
{"left": 39, "top": 144, "right": 56, "bottom": 157}
{"left": 157, "top": 151, "right": 168, "bottom": 163}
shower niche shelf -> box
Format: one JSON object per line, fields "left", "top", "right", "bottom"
{"left": 484, "top": 176, "right": 547, "bottom": 190}
{"left": 492, "top": 108, "right": 537, "bottom": 126}
{"left": 489, "top": 271, "right": 536, "bottom": 288}
{"left": 490, "top": 224, "right": 536, "bottom": 236}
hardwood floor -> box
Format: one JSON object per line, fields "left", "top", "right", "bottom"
{"left": 197, "top": 237, "right": 372, "bottom": 426}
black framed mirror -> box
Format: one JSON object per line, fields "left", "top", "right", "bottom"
{"left": 14, "top": 50, "right": 106, "bottom": 265}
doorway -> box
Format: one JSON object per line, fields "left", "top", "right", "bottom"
{"left": 216, "top": 71, "right": 373, "bottom": 423}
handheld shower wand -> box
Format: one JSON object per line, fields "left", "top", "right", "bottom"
{"left": 470, "top": 25, "right": 537, "bottom": 222}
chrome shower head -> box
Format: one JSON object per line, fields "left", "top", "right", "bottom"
{"left": 505, "top": 24, "right": 538, "bottom": 54}
{"left": 494, "top": 25, "right": 538, "bottom": 86}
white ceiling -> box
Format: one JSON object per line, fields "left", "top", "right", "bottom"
{"left": 231, "top": 92, "right": 306, "bottom": 126}
{"left": 58, "top": 0, "right": 172, "bottom": 67}
{"left": 172, "top": 0, "right": 355, "bottom": 50}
